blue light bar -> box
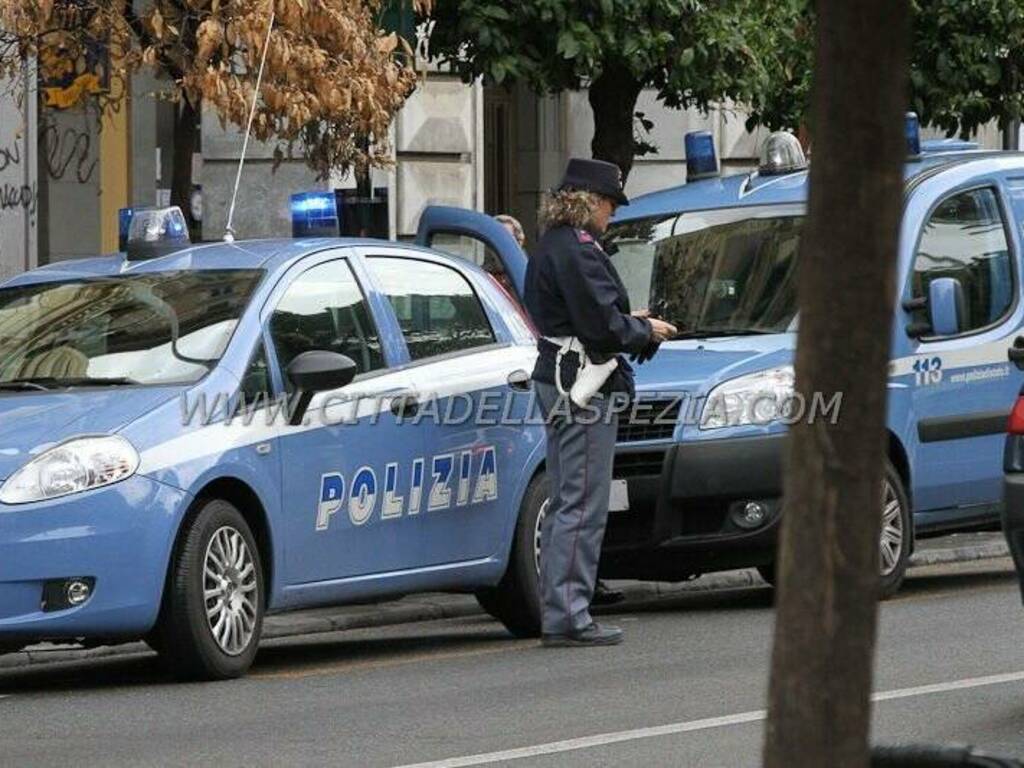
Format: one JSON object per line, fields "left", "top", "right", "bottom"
{"left": 685, "top": 130, "right": 719, "bottom": 180}
{"left": 905, "top": 112, "right": 922, "bottom": 159}
{"left": 118, "top": 207, "right": 134, "bottom": 251}
{"left": 921, "top": 138, "right": 979, "bottom": 153}
{"left": 291, "top": 191, "right": 340, "bottom": 238}
{"left": 125, "top": 206, "right": 191, "bottom": 261}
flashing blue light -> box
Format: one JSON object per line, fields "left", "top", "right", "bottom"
{"left": 905, "top": 112, "right": 922, "bottom": 158}
{"left": 124, "top": 206, "right": 191, "bottom": 260}
{"left": 291, "top": 191, "right": 340, "bottom": 237}
{"left": 118, "top": 207, "right": 134, "bottom": 251}
{"left": 921, "top": 138, "right": 979, "bottom": 153}
{"left": 685, "top": 131, "right": 718, "bottom": 180}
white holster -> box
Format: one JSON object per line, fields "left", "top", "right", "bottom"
{"left": 545, "top": 335, "right": 618, "bottom": 408}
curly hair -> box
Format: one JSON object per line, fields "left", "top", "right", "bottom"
{"left": 538, "top": 189, "right": 602, "bottom": 231}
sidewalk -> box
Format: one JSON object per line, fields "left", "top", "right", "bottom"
{"left": 1, "top": 531, "right": 1010, "bottom": 672}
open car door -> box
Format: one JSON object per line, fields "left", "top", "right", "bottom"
{"left": 415, "top": 206, "right": 528, "bottom": 301}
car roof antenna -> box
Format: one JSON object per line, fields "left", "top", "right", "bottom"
{"left": 223, "top": 7, "right": 276, "bottom": 243}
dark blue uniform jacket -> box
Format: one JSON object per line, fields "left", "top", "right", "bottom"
{"left": 524, "top": 224, "right": 654, "bottom": 398}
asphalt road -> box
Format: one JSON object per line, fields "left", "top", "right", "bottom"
{"left": 3, "top": 559, "right": 1024, "bottom": 767}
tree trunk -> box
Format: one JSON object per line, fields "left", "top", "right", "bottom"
{"left": 171, "top": 98, "right": 199, "bottom": 236}
{"left": 762, "top": 1, "right": 909, "bottom": 766}
{"left": 1001, "top": 114, "right": 1020, "bottom": 150}
{"left": 588, "top": 65, "right": 643, "bottom": 182}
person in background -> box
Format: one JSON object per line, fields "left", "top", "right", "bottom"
{"left": 495, "top": 213, "right": 526, "bottom": 248}
{"left": 525, "top": 158, "right": 676, "bottom": 647}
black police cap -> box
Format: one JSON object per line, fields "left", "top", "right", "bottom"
{"left": 558, "top": 158, "right": 629, "bottom": 206}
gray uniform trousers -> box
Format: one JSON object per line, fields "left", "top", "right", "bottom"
{"left": 535, "top": 381, "right": 619, "bottom": 635}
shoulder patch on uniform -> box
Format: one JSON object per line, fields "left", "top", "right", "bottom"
{"left": 576, "top": 229, "right": 595, "bottom": 244}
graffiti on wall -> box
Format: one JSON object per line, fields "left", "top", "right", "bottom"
{"left": 0, "top": 140, "right": 37, "bottom": 216}
{"left": 40, "top": 122, "right": 97, "bottom": 184}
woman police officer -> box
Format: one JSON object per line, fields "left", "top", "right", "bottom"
{"left": 524, "top": 158, "right": 676, "bottom": 647}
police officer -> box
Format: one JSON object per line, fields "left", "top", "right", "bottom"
{"left": 525, "top": 158, "right": 676, "bottom": 647}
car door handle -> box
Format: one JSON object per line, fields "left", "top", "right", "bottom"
{"left": 1009, "top": 337, "right": 1024, "bottom": 370}
{"left": 508, "top": 369, "right": 532, "bottom": 391}
{"left": 390, "top": 392, "right": 420, "bottom": 417}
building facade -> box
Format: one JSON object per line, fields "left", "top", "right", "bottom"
{"left": 0, "top": 61, "right": 1007, "bottom": 275}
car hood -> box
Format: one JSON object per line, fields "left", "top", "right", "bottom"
{"left": 0, "top": 387, "right": 182, "bottom": 481}
{"left": 631, "top": 335, "right": 796, "bottom": 394}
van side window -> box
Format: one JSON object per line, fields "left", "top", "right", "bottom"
{"left": 911, "top": 187, "right": 1014, "bottom": 335}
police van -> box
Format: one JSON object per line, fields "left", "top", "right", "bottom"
{"left": 0, "top": 203, "right": 548, "bottom": 679}
{"left": 420, "top": 118, "right": 1024, "bottom": 599}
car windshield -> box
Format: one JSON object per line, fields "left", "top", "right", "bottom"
{"left": 605, "top": 205, "right": 804, "bottom": 336}
{"left": 0, "top": 269, "right": 264, "bottom": 388}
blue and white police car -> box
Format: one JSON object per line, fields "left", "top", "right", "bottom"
{"left": 0, "top": 202, "right": 547, "bottom": 679}
{"left": 421, "top": 119, "right": 1024, "bottom": 599}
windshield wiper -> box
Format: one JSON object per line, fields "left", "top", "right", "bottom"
{"left": 0, "top": 380, "right": 52, "bottom": 391}
{"left": 671, "top": 328, "right": 777, "bottom": 340}
{"left": 0, "top": 376, "right": 140, "bottom": 390}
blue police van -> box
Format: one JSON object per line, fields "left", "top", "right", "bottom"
{"left": 419, "top": 121, "right": 1024, "bottom": 600}
{"left": 0, "top": 205, "right": 548, "bottom": 679}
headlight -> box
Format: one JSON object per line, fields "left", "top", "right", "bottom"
{"left": 700, "top": 366, "right": 795, "bottom": 430}
{"left": 0, "top": 436, "right": 140, "bottom": 505}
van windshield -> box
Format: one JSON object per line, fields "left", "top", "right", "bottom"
{"left": 605, "top": 205, "right": 804, "bottom": 336}
{"left": 0, "top": 269, "right": 263, "bottom": 388}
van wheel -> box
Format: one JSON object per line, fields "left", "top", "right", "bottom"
{"left": 475, "top": 474, "right": 545, "bottom": 638}
{"left": 878, "top": 460, "right": 912, "bottom": 599}
{"left": 759, "top": 460, "right": 912, "bottom": 599}
{"left": 155, "top": 498, "right": 264, "bottom": 680}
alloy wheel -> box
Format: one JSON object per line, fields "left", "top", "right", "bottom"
{"left": 203, "top": 526, "right": 259, "bottom": 656}
{"left": 879, "top": 479, "right": 904, "bottom": 577}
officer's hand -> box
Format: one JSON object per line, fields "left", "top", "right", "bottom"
{"left": 648, "top": 318, "right": 678, "bottom": 342}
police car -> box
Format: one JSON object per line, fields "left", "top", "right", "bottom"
{"left": 422, "top": 118, "right": 1024, "bottom": 599}
{"left": 0, "top": 202, "right": 547, "bottom": 679}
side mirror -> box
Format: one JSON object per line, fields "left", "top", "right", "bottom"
{"left": 928, "top": 277, "right": 965, "bottom": 337}
{"left": 285, "top": 351, "right": 358, "bottom": 426}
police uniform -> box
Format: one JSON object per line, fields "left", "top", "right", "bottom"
{"left": 524, "top": 158, "right": 658, "bottom": 645}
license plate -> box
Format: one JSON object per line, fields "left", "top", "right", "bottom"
{"left": 608, "top": 479, "right": 629, "bottom": 512}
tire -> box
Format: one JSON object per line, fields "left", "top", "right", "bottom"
{"left": 878, "top": 460, "right": 913, "bottom": 600}
{"left": 475, "top": 474, "right": 546, "bottom": 638}
{"left": 758, "top": 459, "right": 912, "bottom": 599}
{"left": 155, "top": 498, "right": 265, "bottom": 680}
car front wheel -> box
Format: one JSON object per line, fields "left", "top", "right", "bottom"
{"left": 758, "top": 460, "right": 912, "bottom": 599}
{"left": 155, "top": 498, "right": 264, "bottom": 680}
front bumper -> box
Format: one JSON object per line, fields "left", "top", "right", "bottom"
{"left": 601, "top": 434, "right": 786, "bottom": 579}
{"left": 0, "top": 476, "right": 189, "bottom": 642}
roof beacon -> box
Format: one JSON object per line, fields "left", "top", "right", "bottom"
{"left": 758, "top": 131, "right": 808, "bottom": 176}
{"left": 685, "top": 131, "right": 719, "bottom": 180}
{"left": 125, "top": 206, "right": 190, "bottom": 261}
{"left": 291, "top": 191, "right": 340, "bottom": 238}
{"left": 905, "top": 111, "right": 922, "bottom": 159}
{"left": 118, "top": 207, "right": 134, "bottom": 251}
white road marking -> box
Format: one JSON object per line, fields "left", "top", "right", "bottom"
{"left": 392, "top": 670, "right": 1024, "bottom": 768}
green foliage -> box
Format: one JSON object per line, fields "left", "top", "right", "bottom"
{"left": 911, "top": 0, "right": 1024, "bottom": 136}
{"left": 755, "top": 0, "right": 1024, "bottom": 139}
{"left": 424, "top": 0, "right": 804, "bottom": 123}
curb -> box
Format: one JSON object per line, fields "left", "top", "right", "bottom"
{"left": 1, "top": 540, "right": 1011, "bottom": 673}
